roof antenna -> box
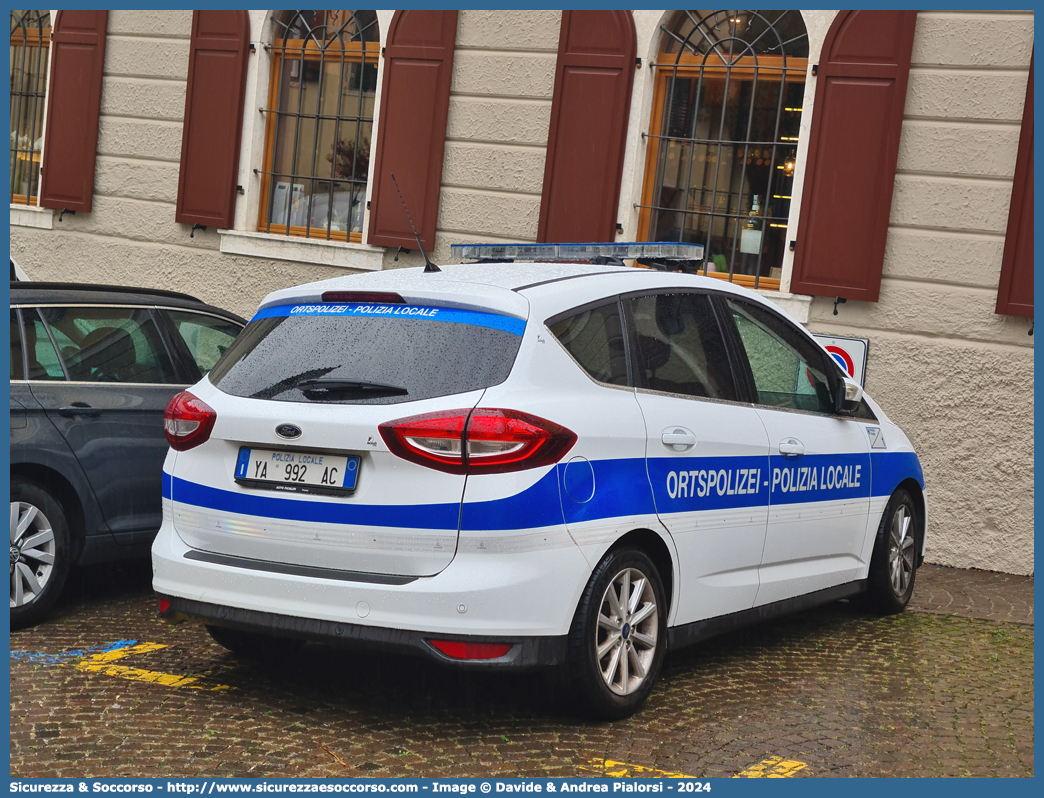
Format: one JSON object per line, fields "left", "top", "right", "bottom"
{"left": 390, "top": 173, "right": 439, "bottom": 273}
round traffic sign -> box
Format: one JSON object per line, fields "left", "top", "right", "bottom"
{"left": 825, "top": 344, "right": 855, "bottom": 377}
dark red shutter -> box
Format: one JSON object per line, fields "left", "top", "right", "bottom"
{"left": 175, "top": 11, "right": 250, "bottom": 229}
{"left": 995, "top": 57, "right": 1033, "bottom": 318}
{"left": 790, "top": 11, "right": 917, "bottom": 301}
{"left": 367, "top": 10, "right": 457, "bottom": 251}
{"left": 537, "top": 11, "right": 636, "bottom": 243}
{"left": 38, "top": 11, "right": 108, "bottom": 213}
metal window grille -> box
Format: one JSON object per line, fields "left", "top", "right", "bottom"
{"left": 639, "top": 10, "right": 808, "bottom": 290}
{"left": 257, "top": 10, "right": 379, "bottom": 242}
{"left": 9, "top": 10, "right": 50, "bottom": 205}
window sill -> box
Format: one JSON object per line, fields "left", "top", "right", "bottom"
{"left": 10, "top": 203, "right": 53, "bottom": 230}
{"left": 755, "top": 290, "right": 811, "bottom": 324}
{"left": 219, "top": 229, "right": 384, "bottom": 271}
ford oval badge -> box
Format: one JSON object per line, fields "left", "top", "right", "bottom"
{"left": 276, "top": 423, "right": 302, "bottom": 440}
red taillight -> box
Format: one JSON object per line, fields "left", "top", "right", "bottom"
{"left": 379, "top": 410, "right": 469, "bottom": 474}
{"left": 164, "top": 391, "right": 217, "bottom": 451}
{"left": 321, "top": 291, "right": 405, "bottom": 303}
{"left": 378, "top": 409, "right": 576, "bottom": 475}
{"left": 429, "top": 640, "right": 513, "bottom": 660}
{"left": 465, "top": 410, "right": 577, "bottom": 473}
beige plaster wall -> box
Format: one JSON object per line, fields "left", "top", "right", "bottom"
{"left": 805, "top": 10, "right": 1035, "bottom": 574}
{"left": 9, "top": 10, "right": 1035, "bottom": 575}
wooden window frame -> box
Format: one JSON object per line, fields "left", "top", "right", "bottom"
{"left": 638, "top": 48, "right": 807, "bottom": 294}
{"left": 257, "top": 33, "right": 379, "bottom": 245}
{"left": 10, "top": 11, "right": 51, "bottom": 206}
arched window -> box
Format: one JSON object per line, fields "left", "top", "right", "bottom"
{"left": 9, "top": 10, "right": 50, "bottom": 205}
{"left": 258, "top": 10, "right": 379, "bottom": 243}
{"left": 638, "top": 10, "right": 808, "bottom": 290}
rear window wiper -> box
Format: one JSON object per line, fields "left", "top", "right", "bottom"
{"left": 296, "top": 378, "right": 408, "bottom": 396}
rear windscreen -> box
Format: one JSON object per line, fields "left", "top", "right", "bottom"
{"left": 209, "top": 302, "right": 526, "bottom": 405}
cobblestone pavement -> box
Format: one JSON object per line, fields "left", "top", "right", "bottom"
{"left": 909, "top": 563, "right": 1033, "bottom": 624}
{"left": 10, "top": 560, "right": 1033, "bottom": 779}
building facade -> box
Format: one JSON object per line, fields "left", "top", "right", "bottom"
{"left": 9, "top": 9, "right": 1034, "bottom": 573}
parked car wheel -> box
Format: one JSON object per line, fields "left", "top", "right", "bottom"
{"left": 206, "top": 624, "right": 306, "bottom": 660}
{"left": 10, "top": 479, "right": 71, "bottom": 630}
{"left": 865, "top": 488, "right": 918, "bottom": 614}
{"left": 568, "top": 548, "right": 667, "bottom": 720}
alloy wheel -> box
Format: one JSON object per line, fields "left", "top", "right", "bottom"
{"left": 595, "top": 566, "right": 659, "bottom": 696}
{"left": 10, "top": 501, "right": 56, "bottom": 608}
{"left": 888, "top": 504, "right": 915, "bottom": 597}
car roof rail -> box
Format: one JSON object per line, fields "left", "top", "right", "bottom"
{"left": 10, "top": 281, "right": 204, "bottom": 303}
{"left": 450, "top": 242, "right": 706, "bottom": 271}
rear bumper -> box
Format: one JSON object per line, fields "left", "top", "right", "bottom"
{"left": 157, "top": 594, "right": 567, "bottom": 668}
{"left": 152, "top": 512, "right": 590, "bottom": 667}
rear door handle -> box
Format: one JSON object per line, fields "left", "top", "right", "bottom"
{"left": 59, "top": 402, "right": 101, "bottom": 418}
{"left": 778, "top": 437, "right": 805, "bottom": 457}
{"left": 661, "top": 428, "right": 697, "bottom": 451}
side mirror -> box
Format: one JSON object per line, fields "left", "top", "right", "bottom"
{"left": 837, "top": 377, "right": 863, "bottom": 414}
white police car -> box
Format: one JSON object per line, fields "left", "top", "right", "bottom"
{"left": 152, "top": 244, "right": 926, "bottom": 719}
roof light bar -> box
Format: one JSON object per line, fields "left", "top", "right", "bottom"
{"left": 450, "top": 242, "right": 705, "bottom": 263}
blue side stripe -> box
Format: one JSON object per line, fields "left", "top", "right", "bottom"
{"left": 171, "top": 475, "right": 461, "bottom": 530}
{"left": 646, "top": 455, "right": 769, "bottom": 514}
{"left": 252, "top": 302, "right": 527, "bottom": 336}
{"left": 767, "top": 453, "right": 871, "bottom": 506}
{"left": 168, "top": 451, "right": 923, "bottom": 533}
{"left": 461, "top": 469, "right": 565, "bottom": 531}
{"left": 561, "top": 458, "right": 658, "bottom": 523}
{"left": 870, "top": 451, "right": 925, "bottom": 495}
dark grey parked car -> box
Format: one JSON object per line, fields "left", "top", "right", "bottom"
{"left": 10, "top": 282, "right": 245, "bottom": 628}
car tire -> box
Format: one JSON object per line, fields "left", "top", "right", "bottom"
{"left": 205, "top": 624, "right": 306, "bottom": 660}
{"left": 566, "top": 548, "right": 667, "bottom": 720}
{"left": 10, "top": 479, "right": 72, "bottom": 630}
{"left": 864, "top": 488, "right": 919, "bottom": 614}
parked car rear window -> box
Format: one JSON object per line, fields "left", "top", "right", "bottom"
{"left": 209, "top": 303, "right": 526, "bottom": 405}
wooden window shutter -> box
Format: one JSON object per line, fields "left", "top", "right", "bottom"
{"left": 789, "top": 11, "right": 917, "bottom": 302}
{"left": 995, "top": 56, "right": 1033, "bottom": 318}
{"left": 367, "top": 10, "right": 458, "bottom": 251}
{"left": 38, "top": 11, "right": 108, "bottom": 213}
{"left": 175, "top": 11, "right": 250, "bottom": 230}
{"left": 538, "top": 11, "right": 636, "bottom": 244}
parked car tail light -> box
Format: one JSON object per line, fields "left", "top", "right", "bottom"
{"left": 164, "top": 391, "right": 217, "bottom": 451}
{"left": 378, "top": 408, "right": 577, "bottom": 475}
{"left": 428, "top": 640, "right": 513, "bottom": 660}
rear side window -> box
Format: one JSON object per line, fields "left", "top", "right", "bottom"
{"left": 548, "top": 301, "right": 628, "bottom": 386}
{"left": 626, "top": 292, "right": 737, "bottom": 401}
{"left": 21, "top": 309, "right": 65, "bottom": 381}
{"left": 209, "top": 302, "right": 525, "bottom": 405}
{"left": 37, "top": 306, "right": 178, "bottom": 384}
{"left": 166, "top": 310, "right": 242, "bottom": 375}
{"left": 10, "top": 309, "right": 24, "bottom": 380}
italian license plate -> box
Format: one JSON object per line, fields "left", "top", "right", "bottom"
{"left": 234, "top": 447, "right": 360, "bottom": 495}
